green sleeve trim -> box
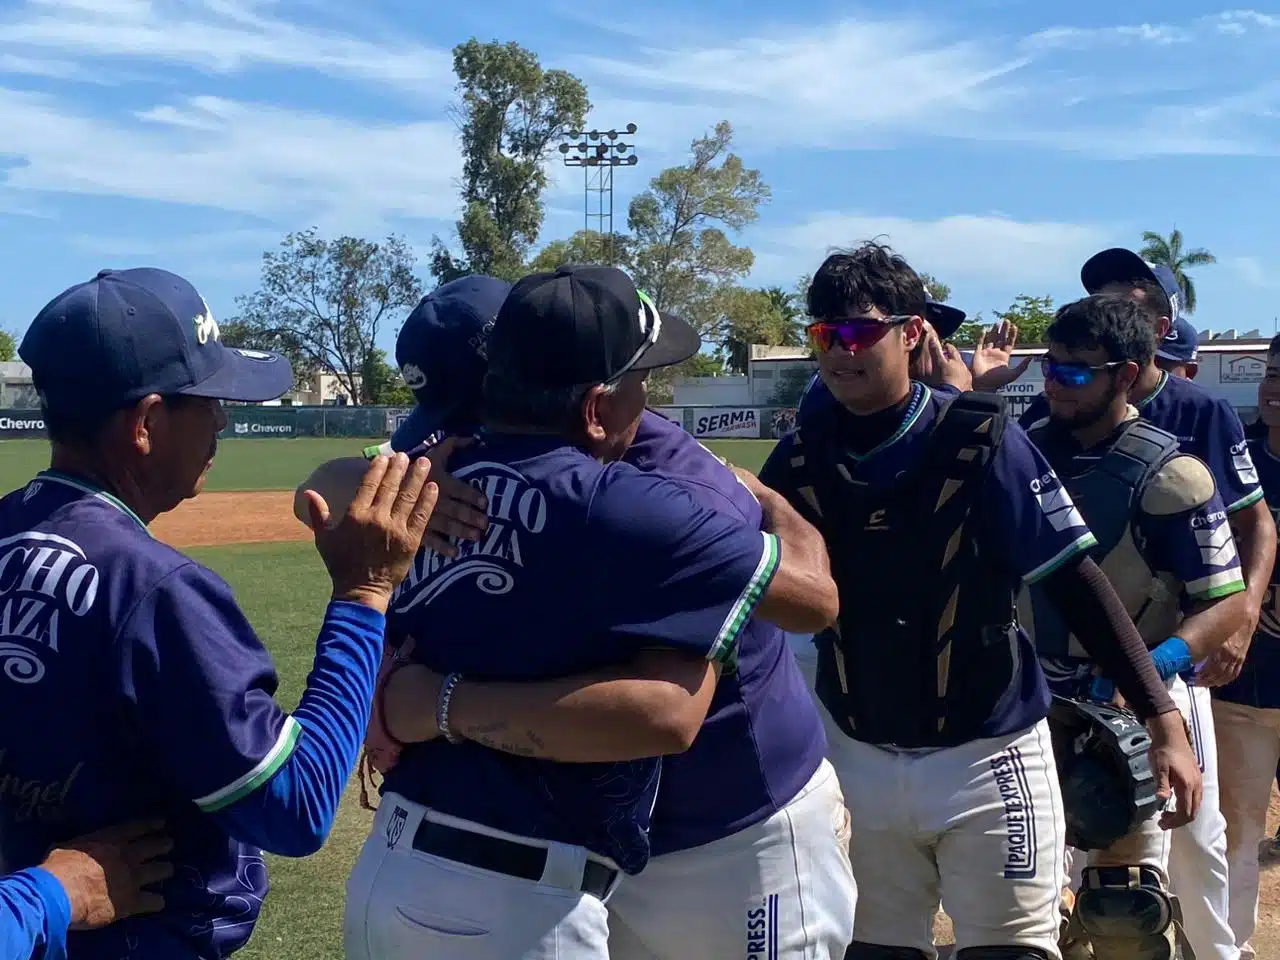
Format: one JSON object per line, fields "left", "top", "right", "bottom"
{"left": 1226, "top": 487, "right": 1265, "bottom": 514}
{"left": 1023, "top": 532, "right": 1098, "bottom": 585}
{"left": 708, "top": 532, "right": 781, "bottom": 664}
{"left": 194, "top": 717, "right": 302, "bottom": 813}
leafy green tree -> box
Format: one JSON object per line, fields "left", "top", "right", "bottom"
{"left": 919, "top": 272, "right": 951, "bottom": 303}
{"left": 1139, "top": 228, "right": 1216, "bottom": 314}
{"left": 713, "top": 286, "right": 806, "bottom": 374}
{"left": 770, "top": 366, "right": 814, "bottom": 407}
{"left": 952, "top": 295, "right": 1054, "bottom": 346}
{"left": 0, "top": 328, "right": 15, "bottom": 362}
{"left": 361, "top": 349, "right": 416, "bottom": 406}
{"left": 627, "top": 120, "right": 771, "bottom": 341}
{"left": 527, "top": 230, "right": 635, "bottom": 274}
{"left": 230, "top": 228, "right": 422, "bottom": 405}
{"left": 430, "top": 40, "right": 590, "bottom": 284}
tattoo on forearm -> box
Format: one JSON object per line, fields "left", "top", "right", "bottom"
{"left": 464, "top": 725, "right": 553, "bottom": 760}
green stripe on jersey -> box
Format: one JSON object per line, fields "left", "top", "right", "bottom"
{"left": 708, "top": 532, "right": 781, "bottom": 664}
{"left": 194, "top": 716, "right": 302, "bottom": 813}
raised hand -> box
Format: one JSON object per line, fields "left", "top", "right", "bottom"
{"left": 305, "top": 453, "right": 441, "bottom": 613}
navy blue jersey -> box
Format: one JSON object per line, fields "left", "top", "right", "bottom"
{"left": 764, "top": 383, "right": 1098, "bottom": 738}
{"left": 0, "top": 472, "right": 300, "bottom": 958}
{"left": 1019, "top": 372, "right": 1263, "bottom": 515}
{"left": 624, "top": 412, "right": 826, "bottom": 854}
{"left": 1215, "top": 436, "right": 1280, "bottom": 709}
{"left": 380, "top": 431, "right": 781, "bottom": 874}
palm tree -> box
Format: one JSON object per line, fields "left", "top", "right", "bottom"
{"left": 763, "top": 286, "right": 805, "bottom": 346}
{"left": 1139, "top": 229, "right": 1216, "bottom": 314}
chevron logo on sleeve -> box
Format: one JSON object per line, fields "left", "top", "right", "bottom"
{"left": 1231, "top": 441, "right": 1260, "bottom": 486}
{"left": 1195, "top": 521, "right": 1238, "bottom": 567}
{"left": 1034, "top": 484, "right": 1087, "bottom": 532}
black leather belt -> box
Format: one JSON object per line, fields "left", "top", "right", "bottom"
{"left": 412, "top": 819, "right": 617, "bottom": 899}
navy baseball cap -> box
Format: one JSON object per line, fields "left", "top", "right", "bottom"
{"left": 488, "top": 264, "right": 700, "bottom": 389}
{"left": 1080, "top": 248, "right": 1183, "bottom": 326}
{"left": 388, "top": 275, "right": 512, "bottom": 452}
{"left": 21, "top": 267, "right": 293, "bottom": 420}
{"left": 926, "top": 294, "right": 966, "bottom": 341}
{"left": 1155, "top": 315, "right": 1199, "bottom": 364}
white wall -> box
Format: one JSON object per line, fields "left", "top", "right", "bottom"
{"left": 672, "top": 375, "right": 751, "bottom": 407}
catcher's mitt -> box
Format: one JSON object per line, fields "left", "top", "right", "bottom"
{"left": 1048, "top": 695, "right": 1161, "bottom": 851}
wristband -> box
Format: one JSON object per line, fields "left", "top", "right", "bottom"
{"left": 436, "top": 672, "right": 465, "bottom": 744}
{"left": 1150, "top": 636, "right": 1193, "bottom": 682}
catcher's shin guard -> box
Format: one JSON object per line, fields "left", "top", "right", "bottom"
{"left": 1068, "top": 865, "right": 1195, "bottom": 960}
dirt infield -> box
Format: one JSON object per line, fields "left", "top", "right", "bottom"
{"left": 162, "top": 490, "right": 1280, "bottom": 955}
{"left": 151, "top": 491, "right": 310, "bottom": 548}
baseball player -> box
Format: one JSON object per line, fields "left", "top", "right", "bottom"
{"left": 3, "top": 820, "right": 172, "bottom": 960}
{"left": 0, "top": 267, "right": 447, "bottom": 958}
{"left": 1211, "top": 333, "right": 1280, "bottom": 960}
{"left": 1018, "top": 248, "right": 1275, "bottom": 959}
{"left": 757, "top": 242, "right": 1198, "bottom": 960}
{"left": 299, "top": 275, "right": 857, "bottom": 959}
{"left": 1017, "top": 294, "right": 1247, "bottom": 958}
{"left": 338, "top": 264, "right": 839, "bottom": 960}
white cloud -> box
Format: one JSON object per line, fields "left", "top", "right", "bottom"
{"left": 1022, "top": 23, "right": 1193, "bottom": 50}
{"left": 0, "top": 89, "right": 463, "bottom": 228}
{"left": 578, "top": 19, "right": 1031, "bottom": 150}
{"left": 1213, "top": 10, "right": 1280, "bottom": 35}
{"left": 1232, "top": 256, "right": 1280, "bottom": 288}
{"left": 0, "top": 0, "right": 453, "bottom": 93}
{"left": 755, "top": 213, "right": 1108, "bottom": 287}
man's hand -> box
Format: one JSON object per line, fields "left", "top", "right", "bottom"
{"left": 970, "top": 322, "right": 1033, "bottom": 392}
{"left": 364, "top": 636, "right": 439, "bottom": 774}
{"left": 1197, "top": 626, "right": 1254, "bottom": 687}
{"left": 306, "top": 453, "right": 441, "bottom": 614}
{"left": 295, "top": 438, "right": 488, "bottom": 558}
{"left": 41, "top": 820, "right": 174, "bottom": 930}
{"left": 1145, "top": 710, "right": 1203, "bottom": 830}
{"left": 918, "top": 329, "right": 973, "bottom": 391}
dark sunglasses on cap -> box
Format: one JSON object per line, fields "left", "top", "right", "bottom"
{"left": 806, "top": 315, "right": 913, "bottom": 353}
{"left": 1041, "top": 357, "right": 1126, "bottom": 388}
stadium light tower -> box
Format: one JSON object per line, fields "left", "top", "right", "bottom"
{"left": 557, "top": 123, "right": 639, "bottom": 266}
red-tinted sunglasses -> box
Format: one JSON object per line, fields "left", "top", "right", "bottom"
{"left": 806, "top": 316, "right": 913, "bottom": 353}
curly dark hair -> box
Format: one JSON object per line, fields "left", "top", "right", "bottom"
{"left": 1046, "top": 294, "right": 1157, "bottom": 368}
{"left": 806, "top": 241, "right": 927, "bottom": 322}
{"left": 1095, "top": 277, "right": 1172, "bottom": 327}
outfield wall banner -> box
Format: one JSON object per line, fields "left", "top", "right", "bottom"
{"left": 220, "top": 406, "right": 298, "bottom": 439}
{"left": 691, "top": 407, "right": 761, "bottom": 439}
{"left": 0, "top": 410, "right": 46, "bottom": 439}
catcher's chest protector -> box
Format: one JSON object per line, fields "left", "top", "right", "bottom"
{"left": 1024, "top": 418, "right": 1182, "bottom": 662}
{"left": 798, "top": 392, "right": 1020, "bottom": 748}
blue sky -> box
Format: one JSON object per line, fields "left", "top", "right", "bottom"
{"left": 2, "top": 0, "right": 1280, "bottom": 355}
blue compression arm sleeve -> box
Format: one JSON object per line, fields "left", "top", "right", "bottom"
{"left": 212, "top": 601, "right": 385, "bottom": 857}
{"left": 1150, "top": 637, "right": 1194, "bottom": 682}
{"left": 1, "top": 867, "right": 71, "bottom": 960}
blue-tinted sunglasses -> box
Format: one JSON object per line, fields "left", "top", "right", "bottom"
{"left": 1041, "top": 357, "right": 1125, "bottom": 388}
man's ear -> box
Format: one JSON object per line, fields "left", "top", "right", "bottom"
{"left": 580, "top": 384, "right": 610, "bottom": 444}
{"left": 129, "top": 394, "right": 166, "bottom": 456}
{"left": 1154, "top": 316, "right": 1173, "bottom": 340}
{"left": 902, "top": 316, "right": 927, "bottom": 353}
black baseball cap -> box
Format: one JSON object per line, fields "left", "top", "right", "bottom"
{"left": 925, "top": 294, "right": 966, "bottom": 341}
{"left": 389, "top": 275, "right": 512, "bottom": 451}
{"left": 487, "top": 264, "right": 700, "bottom": 389}
{"left": 1081, "top": 248, "right": 1183, "bottom": 325}
{"left": 21, "top": 267, "right": 293, "bottom": 420}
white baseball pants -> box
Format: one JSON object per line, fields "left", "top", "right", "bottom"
{"left": 607, "top": 758, "right": 857, "bottom": 960}
{"left": 1167, "top": 680, "right": 1237, "bottom": 960}
{"left": 1211, "top": 696, "right": 1280, "bottom": 960}
{"left": 344, "top": 796, "right": 615, "bottom": 960}
{"left": 793, "top": 636, "right": 1065, "bottom": 958}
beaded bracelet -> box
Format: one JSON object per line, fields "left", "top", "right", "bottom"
{"left": 436, "top": 671, "right": 465, "bottom": 744}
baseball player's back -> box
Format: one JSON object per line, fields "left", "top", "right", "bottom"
{"left": 0, "top": 475, "right": 284, "bottom": 956}
{"left": 381, "top": 431, "right": 774, "bottom": 873}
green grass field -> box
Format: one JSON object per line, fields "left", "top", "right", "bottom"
{"left": 0, "top": 436, "right": 778, "bottom": 496}
{"left": 0, "top": 435, "right": 778, "bottom": 959}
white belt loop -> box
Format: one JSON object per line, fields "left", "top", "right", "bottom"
{"left": 540, "top": 840, "right": 588, "bottom": 891}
